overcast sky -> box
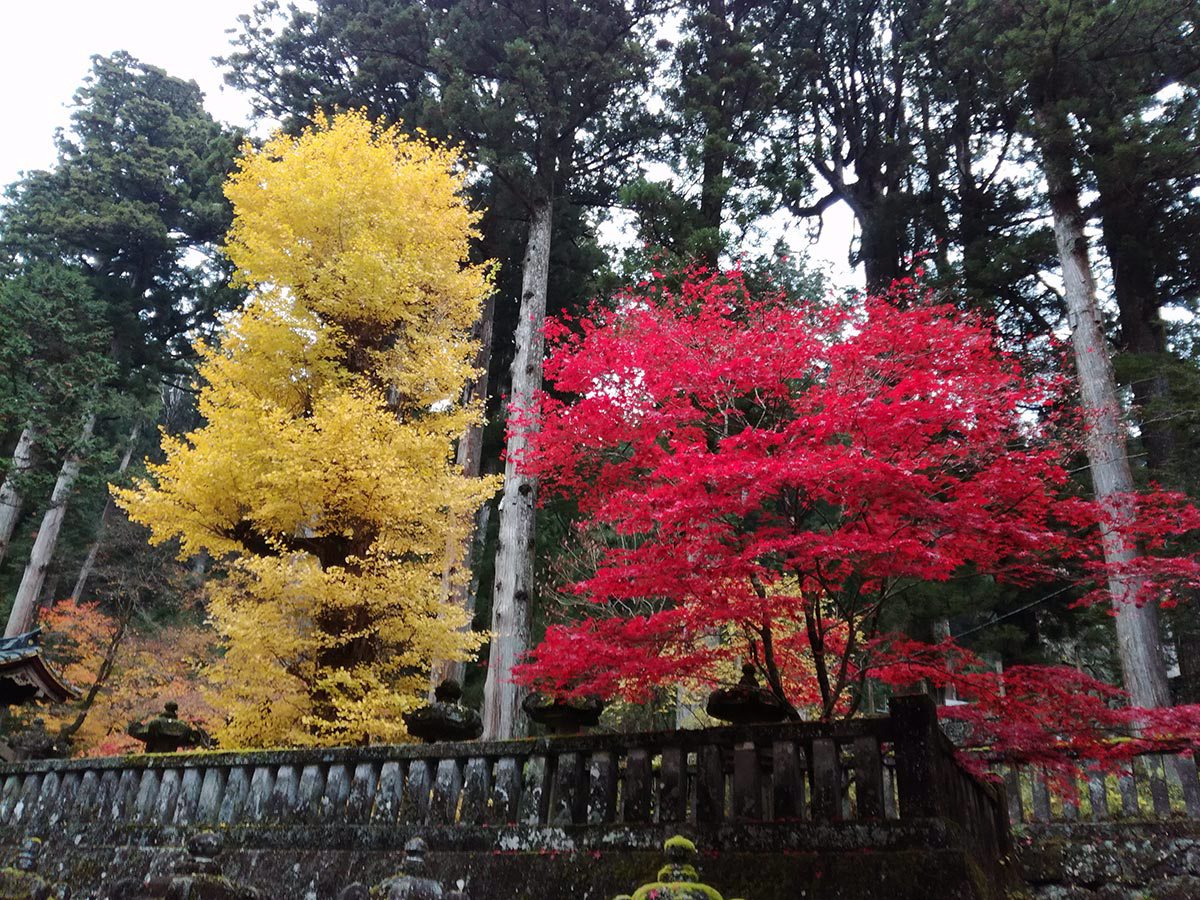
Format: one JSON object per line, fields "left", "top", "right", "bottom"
{"left": 1, "top": 0, "right": 257, "bottom": 189}
{"left": 1, "top": 0, "right": 857, "bottom": 283}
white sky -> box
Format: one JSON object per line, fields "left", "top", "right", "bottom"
{"left": 0, "top": 0, "right": 858, "bottom": 284}
{"left": 1, "top": 1, "right": 257, "bottom": 188}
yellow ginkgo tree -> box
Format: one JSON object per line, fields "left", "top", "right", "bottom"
{"left": 117, "top": 111, "right": 499, "bottom": 747}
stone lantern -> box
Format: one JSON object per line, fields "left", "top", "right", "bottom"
{"left": 338, "top": 837, "right": 468, "bottom": 900}
{"left": 521, "top": 693, "right": 605, "bottom": 735}
{"left": 402, "top": 681, "right": 483, "bottom": 743}
{"left": 614, "top": 835, "right": 746, "bottom": 900}
{"left": 127, "top": 702, "right": 206, "bottom": 754}
{"left": 107, "top": 831, "right": 258, "bottom": 899}
{"left": 704, "top": 664, "right": 788, "bottom": 725}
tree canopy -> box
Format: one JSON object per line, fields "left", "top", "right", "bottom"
{"left": 514, "top": 271, "right": 1200, "bottom": 753}
{"left": 117, "top": 112, "right": 499, "bottom": 746}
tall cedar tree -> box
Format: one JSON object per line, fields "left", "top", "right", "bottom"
{"left": 771, "top": 0, "right": 927, "bottom": 292}
{"left": 0, "top": 266, "right": 114, "bottom": 570}
{"left": 0, "top": 52, "right": 239, "bottom": 384}
{"left": 621, "top": 0, "right": 787, "bottom": 268}
{"left": 431, "top": 0, "right": 660, "bottom": 738}
{"left": 117, "top": 113, "right": 500, "bottom": 747}
{"left": 956, "top": 0, "right": 1199, "bottom": 707}
{"left": 1071, "top": 16, "right": 1200, "bottom": 700}
{"left": 0, "top": 53, "right": 239, "bottom": 633}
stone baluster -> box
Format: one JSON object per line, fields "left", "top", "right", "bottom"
{"left": 549, "top": 751, "right": 585, "bottom": 826}
{"left": 345, "top": 762, "right": 378, "bottom": 823}
{"left": 321, "top": 764, "right": 351, "bottom": 822}
{"left": 622, "top": 749, "right": 651, "bottom": 823}
{"left": 732, "top": 743, "right": 761, "bottom": 821}
{"left": 244, "top": 766, "right": 275, "bottom": 822}
{"left": 174, "top": 768, "right": 203, "bottom": 824}
{"left": 53, "top": 772, "right": 80, "bottom": 826}
{"left": 696, "top": 744, "right": 724, "bottom": 823}
{"left": 219, "top": 767, "right": 251, "bottom": 825}
{"left": 1117, "top": 766, "right": 1139, "bottom": 818}
{"left": 29, "top": 771, "right": 61, "bottom": 827}
{"left": 0, "top": 775, "right": 23, "bottom": 823}
{"left": 371, "top": 761, "right": 404, "bottom": 823}
{"left": 155, "top": 769, "right": 182, "bottom": 823}
{"left": 853, "top": 736, "right": 885, "bottom": 819}
{"left": 1148, "top": 756, "right": 1172, "bottom": 817}
{"left": 133, "top": 770, "right": 160, "bottom": 822}
{"left": 1173, "top": 755, "right": 1200, "bottom": 819}
{"left": 115, "top": 770, "right": 141, "bottom": 821}
{"left": 403, "top": 760, "right": 433, "bottom": 824}
{"left": 810, "top": 738, "right": 840, "bottom": 821}
{"left": 772, "top": 740, "right": 804, "bottom": 820}
{"left": 266, "top": 765, "right": 299, "bottom": 821}
{"left": 586, "top": 751, "right": 617, "bottom": 825}
{"left": 1002, "top": 766, "right": 1023, "bottom": 825}
{"left": 196, "top": 767, "right": 228, "bottom": 824}
{"left": 458, "top": 757, "right": 490, "bottom": 826}
{"left": 75, "top": 771, "right": 101, "bottom": 819}
{"left": 430, "top": 759, "right": 463, "bottom": 826}
{"left": 658, "top": 747, "right": 687, "bottom": 824}
{"left": 1030, "top": 769, "right": 1052, "bottom": 823}
{"left": 488, "top": 757, "right": 521, "bottom": 825}
{"left": 1087, "top": 773, "right": 1108, "bottom": 821}
{"left": 12, "top": 773, "right": 42, "bottom": 825}
{"left": 296, "top": 764, "right": 327, "bottom": 823}
{"left": 517, "top": 755, "right": 550, "bottom": 825}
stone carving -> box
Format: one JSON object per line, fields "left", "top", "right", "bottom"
{"left": 339, "top": 837, "right": 468, "bottom": 900}
{"left": 107, "top": 832, "right": 257, "bottom": 899}
{"left": 0, "top": 836, "right": 70, "bottom": 899}
{"left": 615, "top": 836, "right": 745, "bottom": 900}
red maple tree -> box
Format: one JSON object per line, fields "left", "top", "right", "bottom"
{"left": 513, "top": 270, "right": 1200, "bottom": 766}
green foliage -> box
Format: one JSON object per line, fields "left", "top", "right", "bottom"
{"left": 1, "top": 52, "right": 241, "bottom": 387}
{"left": 0, "top": 53, "right": 242, "bottom": 628}
{"left": 0, "top": 264, "right": 114, "bottom": 455}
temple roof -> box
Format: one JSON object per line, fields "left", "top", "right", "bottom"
{"left": 0, "top": 629, "right": 77, "bottom": 706}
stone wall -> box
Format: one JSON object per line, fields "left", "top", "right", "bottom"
{"left": 0, "top": 819, "right": 1009, "bottom": 900}
{"left": 1017, "top": 822, "right": 1200, "bottom": 900}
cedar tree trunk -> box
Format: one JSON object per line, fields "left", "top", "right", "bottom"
{"left": 482, "top": 193, "right": 553, "bottom": 739}
{"left": 1035, "top": 106, "right": 1171, "bottom": 709}
{"left": 0, "top": 425, "right": 36, "bottom": 569}
{"left": 6, "top": 412, "right": 96, "bottom": 636}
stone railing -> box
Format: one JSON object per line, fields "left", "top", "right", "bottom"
{"left": 992, "top": 748, "right": 1200, "bottom": 825}
{"left": 0, "top": 696, "right": 1015, "bottom": 899}
{"left": 0, "top": 697, "right": 999, "bottom": 838}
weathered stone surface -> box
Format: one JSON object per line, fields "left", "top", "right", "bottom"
{"left": 0, "top": 714, "right": 1017, "bottom": 900}
{"left": 0, "top": 820, "right": 1009, "bottom": 900}
{"left": 107, "top": 831, "right": 258, "bottom": 900}
{"left": 1016, "top": 823, "right": 1200, "bottom": 899}
{"left": 0, "top": 836, "right": 69, "bottom": 899}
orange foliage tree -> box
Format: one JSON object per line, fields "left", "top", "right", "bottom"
{"left": 39, "top": 599, "right": 219, "bottom": 757}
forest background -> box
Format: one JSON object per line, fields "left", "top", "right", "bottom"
{"left": 1, "top": 0, "right": 1199, "bottom": 756}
